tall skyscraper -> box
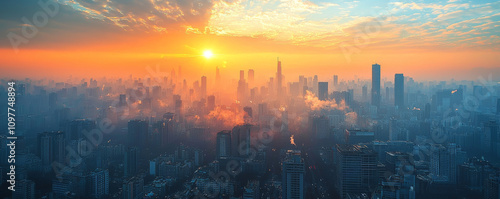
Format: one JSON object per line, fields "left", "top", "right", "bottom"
{"left": 395, "top": 73, "right": 404, "bottom": 108}
{"left": 216, "top": 131, "right": 231, "bottom": 159}
{"left": 333, "top": 75, "right": 338, "bottom": 88}
{"left": 207, "top": 95, "right": 216, "bottom": 111}
{"left": 37, "top": 131, "right": 65, "bottom": 172}
{"left": 371, "top": 63, "right": 381, "bottom": 107}
{"left": 201, "top": 76, "right": 207, "bottom": 99}
{"left": 277, "top": 58, "right": 283, "bottom": 96}
{"left": 237, "top": 70, "right": 247, "bottom": 101}
{"left": 124, "top": 147, "right": 139, "bottom": 177}
{"left": 119, "top": 94, "right": 127, "bottom": 107}
{"left": 282, "top": 150, "right": 305, "bottom": 199}
{"left": 127, "top": 120, "right": 148, "bottom": 147}
{"left": 318, "top": 82, "right": 328, "bottom": 101}
{"left": 231, "top": 124, "right": 252, "bottom": 157}
{"left": 362, "top": 85, "right": 368, "bottom": 101}
{"left": 335, "top": 144, "right": 377, "bottom": 199}
{"left": 67, "top": 119, "right": 96, "bottom": 141}
{"left": 90, "top": 169, "right": 110, "bottom": 198}
{"left": 248, "top": 69, "right": 254, "bottom": 85}
{"left": 497, "top": 98, "right": 500, "bottom": 114}
{"left": 313, "top": 75, "right": 318, "bottom": 95}
{"left": 215, "top": 66, "right": 221, "bottom": 90}
{"left": 154, "top": 113, "right": 175, "bottom": 148}
{"left": 484, "top": 121, "right": 499, "bottom": 156}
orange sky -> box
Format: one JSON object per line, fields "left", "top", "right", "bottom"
{"left": 1, "top": 0, "right": 499, "bottom": 82}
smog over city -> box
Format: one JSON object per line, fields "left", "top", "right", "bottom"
{"left": 0, "top": 0, "right": 499, "bottom": 199}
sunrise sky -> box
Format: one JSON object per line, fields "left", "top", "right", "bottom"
{"left": 1, "top": 0, "right": 499, "bottom": 81}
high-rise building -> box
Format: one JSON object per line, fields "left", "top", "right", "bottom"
{"left": 90, "top": 169, "right": 109, "bottom": 198}
{"left": 485, "top": 174, "right": 500, "bottom": 199}
{"left": 248, "top": 69, "right": 254, "bottom": 85}
{"left": 424, "top": 103, "right": 431, "bottom": 119}
{"left": 124, "top": 147, "right": 139, "bottom": 177}
{"left": 497, "top": 98, "right": 500, "bottom": 114}
{"left": 372, "top": 63, "right": 381, "bottom": 107}
{"left": 201, "top": 76, "right": 207, "bottom": 99}
{"left": 282, "top": 150, "right": 305, "bottom": 199}
{"left": 119, "top": 94, "right": 127, "bottom": 107}
{"left": 277, "top": 58, "right": 283, "bottom": 96}
{"left": 216, "top": 131, "right": 231, "bottom": 159}
{"left": 335, "top": 144, "right": 377, "bottom": 199}
{"left": 318, "top": 82, "right": 328, "bottom": 101}
{"left": 395, "top": 73, "right": 404, "bottom": 108}
{"left": 238, "top": 70, "right": 247, "bottom": 101}
{"left": 12, "top": 179, "right": 35, "bottom": 199}
{"left": 123, "top": 177, "right": 144, "bottom": 199}
{"left": 484, "top": 121, "right": 499, "bottom": 157}
{"left": 66, "top": 119, "right": 96, "bottom": 141}
{"left": 37, "top": 131, "right": 65, "bottom": 172}
{"left": 333, "top": 75, "right": 338, "bottom": 89}
{"left": 313, "top": 75, "right": 318, "bottom": 95}
{"left": 362, "top": 85, "right": 368, "bottom": 101}
{"left": 244, "top": 106, "right": 253, "bottom": 118}
{"left": 231, "top": 124, "right": 252, "bottom": 157}
{"left": 153, "top": 113, "right": 175, "bottom": 148}
{"left": 207, "top": 95, "right": 216, "bottom": 111}
{"left": 127, "top": 120, "right": 148, "bottom": 147}
{"left": 215, "top": 66, "right": 221, "bottom": 90}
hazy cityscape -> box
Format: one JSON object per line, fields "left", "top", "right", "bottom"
{"left": 1, "top": 59, "right": 500, "bottom": 198}
{"left": 1, "top": 0, "right": 500, "bottom": 199}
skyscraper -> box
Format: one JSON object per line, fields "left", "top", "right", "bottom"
{"left": 201, "top": 76, "right": 207, "bottom": 99}
{"left": 124, "top": 147, "right": 139, "bottom": 177}
{"left": 119, "top": 94, "right": 127, "bottom": 107}
{"left": 207, "top": 95, "right": 216, "bottom": 111}
{"left": 362, "top": 85, "right": 368, "bottom": 101}
{"left": 277, "top": 58, "right": 283, "bottom": 96}
{"left": 282, "top": 150, "right": 305, "bottom": 199}
{"left": 372, "top": 63, "right": 381, "bottom": 107}
{"left": 333, "top": 75, "right": 338, "bottom": 89}
{"left": 37, "top": 131, "right": 65, "bottom": 172}
{"left": 231, "top": 124, "right": 252, "bottom": 157}
{"left": 238, "top": 70, "right": 247, "bottom": 101}
{"left": 395, "top": 73, "right": 404, "bottom": 108}
{"left": 497, "top": 98, "right": 500, "bottom": 114}
{"left": 318, "top": 82, "right": 328, "bottom": 101}
{"left": 313, "top": 75, "right": 318, "bottom": 95}
{"left": 90, "top": 169, "right": 110, "bottom": 198}
{"left": 216, "top": 131, "right": 231, "bottom": 159}
{"left": 127, "top": 120, "right": 148, "bottom": 147}
{"left": 248, "top": 69, "right": 254, "bottom": 85}
{"left": 215, "top": 66, "right": 221, "bottom": 90}
{"left": 335, "top": 144, "right": 377, "bottom": 199}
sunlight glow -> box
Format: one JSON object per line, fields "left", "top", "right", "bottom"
{"left": 203, "top": 50, "right": 213, "bottom": 59}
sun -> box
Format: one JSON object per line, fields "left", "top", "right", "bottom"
{"left": 203, "top": 50, "right": 213, "bottom": 59}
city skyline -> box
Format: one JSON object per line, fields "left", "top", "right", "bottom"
{"left": 1, "top": 1, "right": 499, "bottom": 199}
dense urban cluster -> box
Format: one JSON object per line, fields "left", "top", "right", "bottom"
{"left": 1, "top": 60, "right": 499, "bottom": 199}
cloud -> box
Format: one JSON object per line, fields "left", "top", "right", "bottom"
{"left": 0, "top": 0, "right": 498, "bottom": 51}
{"left": 60, "top": 0, "right": 215, "bottom": 32}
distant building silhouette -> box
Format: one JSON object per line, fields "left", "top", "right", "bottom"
{"left": 216, "top": 131, "right": 231, "bottom": 159}
{"left": 395, "top": 73, "right": 404, "bottom": 108}
{"left": 318, "top": 82, "right": 328, "bottom": 101}
{"left": 372, "top": 63, "right": 381, "bottom": 107}
{"left": 282, "top": 150, "right": 305, "bottom": 199}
